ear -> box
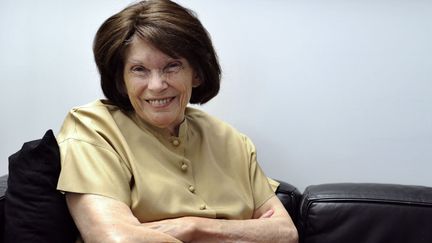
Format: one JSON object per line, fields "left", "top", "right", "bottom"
{"left": 192, "top": 73, "right": 201, "bottom": 88}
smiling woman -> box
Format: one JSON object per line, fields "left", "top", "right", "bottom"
{"left": 55, "top": 0, "right": 298, "bottom": 242}
{"left": 123, "top": 37, "right": 200, "bottom": 135}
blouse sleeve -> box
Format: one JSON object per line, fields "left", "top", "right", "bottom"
{"left": 244, "top": 136, "right": 276, "bottom": 209}
{"left": 56, "top": 108, "right": 132, "bottom": 206}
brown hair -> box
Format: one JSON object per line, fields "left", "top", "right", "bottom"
{"left": 93, "top": 0, "right": 221, "bottom": 110}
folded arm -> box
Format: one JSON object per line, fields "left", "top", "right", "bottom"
{"left": 66, "top": 193, "right": 298, "bottom": 243}
{"left": 144, "top": 195, "right": 298, "bottom": 243}
{"left": 66, "top": 193, "right": 182, "bottom": 243}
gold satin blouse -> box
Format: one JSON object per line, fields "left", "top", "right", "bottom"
{"left": 57, "top": 100, "right": 275, "bottom": 222}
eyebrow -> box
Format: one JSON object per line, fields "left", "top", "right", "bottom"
{"left": 125, "top": 58, "right": 183, "bottom": 66}
{"left": 126, "top": 59, "right": 145, "bottom": 65}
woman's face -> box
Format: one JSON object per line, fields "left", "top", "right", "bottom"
{"left": 123, "top": 36, "right": 200, "bottom": 134}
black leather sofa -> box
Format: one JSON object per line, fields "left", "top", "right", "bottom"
{"left": 260, "top": 180, "right": 432, "bottom": 243}
{"left": 2, "top": 176, "right": 432, "bottom": 243}
{"left": 1, "top": 131, "right": 432, "bottom": 242}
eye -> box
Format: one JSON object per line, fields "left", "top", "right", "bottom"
{"left": 130, "top": 65, "right": 151, "bottom": 78}
{"left": 131, "top": 65, "right": 147, "bottom": 73}
{"left": 163, "top": 61, "right": 183, "bottom": 73}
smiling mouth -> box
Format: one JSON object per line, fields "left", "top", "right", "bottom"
{"left": 146, "top": 97, "right": 175, "bottom": 107}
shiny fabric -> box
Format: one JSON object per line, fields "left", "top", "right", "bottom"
{"left": 57, "top": 100, "right": 274, "bottom": 222}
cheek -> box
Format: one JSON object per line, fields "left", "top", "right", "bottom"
{"left": 177, "top": 73, "right": 194, "bottom": 96}
{"left": 178, "top": 81, "right": 193, "bottom": 102}
{"left": 179, "top": 87, "right": 193, "bottom": 109}
{"left": 126, "top": 79, "right": 146, "bottom": 98}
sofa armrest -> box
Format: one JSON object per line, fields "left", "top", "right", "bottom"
{"left": 275, "top": 180, "right": 302, "bottom": 226}
{"left": 0, "top": 175, "right": 6, "bottom": 197}
{"left": 0, "top": 174, "right": 8, "bottom": 242}
{"left": 299, "top": 183, "right": 432, "bottom": 243}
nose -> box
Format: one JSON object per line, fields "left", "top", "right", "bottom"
{"left": 147, "top": 71, "right": 168, "bottom": 92}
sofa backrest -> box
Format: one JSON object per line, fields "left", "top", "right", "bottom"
{"left": 299, "top": 183, "right": 432, "bottom": 243}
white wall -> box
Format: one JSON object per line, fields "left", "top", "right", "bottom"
{"left": 1, "top": 0, "right": 431, "bottom": 191}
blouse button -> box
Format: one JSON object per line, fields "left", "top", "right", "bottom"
{"left": 188, "top": 185, "right": 195, "bottom": 193}
{"left": 181, "top": 163, "right": 188, "bottom": 171}
{"left": 199, "top": 204, "right": 207, "bottom": 210}
{"left": 172, "top": 139, "right": 180, "bottom": 146}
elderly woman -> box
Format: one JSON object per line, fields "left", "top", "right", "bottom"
{"left": 57, "top": 0, "right": 298, "bottom": 242}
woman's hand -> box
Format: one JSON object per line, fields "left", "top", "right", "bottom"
{"left": 142, "top": 217, "right": 197, "bottom": 242}
{"left": 258, "top": 208, "right": 275, "bottom": 219}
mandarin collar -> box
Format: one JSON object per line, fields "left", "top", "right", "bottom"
{"left": 130, "top": 111, "right": 189, "bottom": 141}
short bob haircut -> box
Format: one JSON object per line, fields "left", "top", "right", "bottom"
{"left": 93, "top": 0, "right": 221, "bottom": 111}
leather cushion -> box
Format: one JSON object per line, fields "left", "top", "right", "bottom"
{"left": 299, "top": 183, "right": 432, "bottom": 243}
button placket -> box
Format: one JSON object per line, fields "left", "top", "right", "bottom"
{"left": 181, "top": 162, "right": 188, "bottom": 171}
{"left": 179, "top": 157, "right": 191, "bottom": 174}
{"left": 171, "top": 138, "right": 180, "bottom": 147}
{"left": 188, "top": 185, "right": 195, "bottom": 193}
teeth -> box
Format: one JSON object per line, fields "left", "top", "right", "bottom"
{"left": 147, "top": 98, "right": 172, "bottom": 106}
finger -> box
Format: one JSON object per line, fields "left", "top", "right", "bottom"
{"left": 259, "top": 209, "right": 274, "bottom": 219}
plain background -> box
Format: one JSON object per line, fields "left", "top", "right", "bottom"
{"left": 1, "top": 0, "right": 431, "bottom": 191}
